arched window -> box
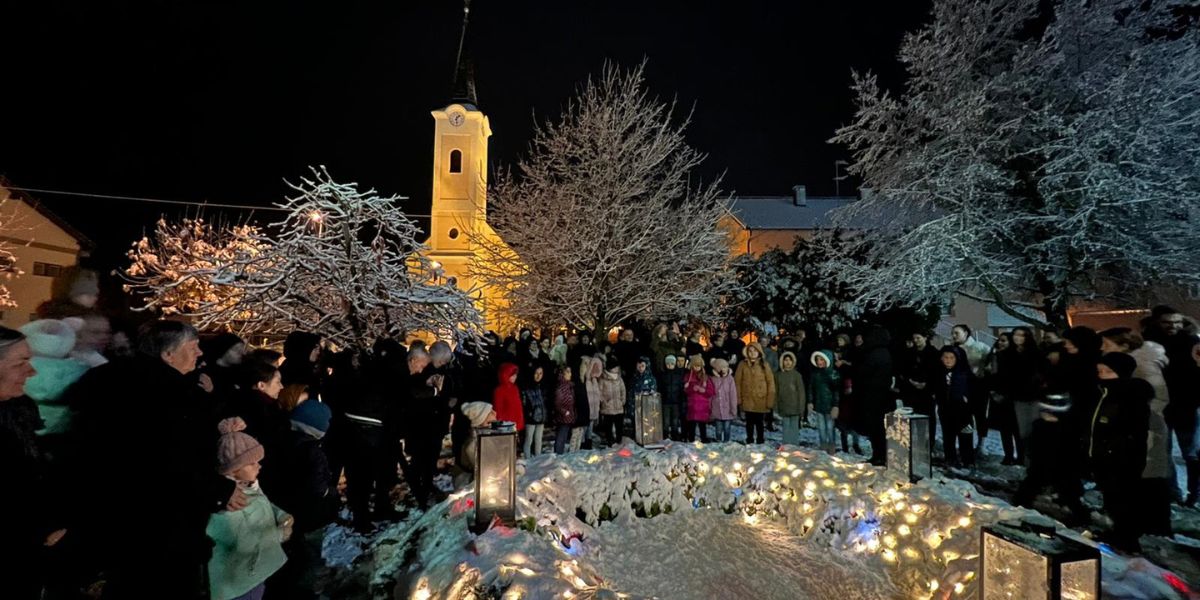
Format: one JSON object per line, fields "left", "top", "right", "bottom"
{"left": 449, "top": 149, "right": 463, "bottom": 173}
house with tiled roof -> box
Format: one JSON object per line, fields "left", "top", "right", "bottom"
{"left": 722, "top": 185, "right": 860, "bottom": 256}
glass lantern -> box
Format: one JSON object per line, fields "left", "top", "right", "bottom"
{"left": 473, "top": 421, "right": 518, "bottom": 532}
{"left": 980, "top": 519, "right": 1100, "bottom": 600}
{"left": 634, "top": 391, "right": 664, "bottom": 446}
{"left": 885, "top": 409, "right": 931, "bottom": 482}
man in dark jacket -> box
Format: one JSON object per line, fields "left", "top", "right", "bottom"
{"left": 0, "top": 327, "right": 61, "bottom": 600}
{"left": 67, "top": 320, "right": 241, "bottom": 600}
{"left": 1089, "top": 352, "right": 1152, "bottom": 550}
{"left": 403, "top": 347, "right": 447, "bottom": 508}
{"left": 342, "top": 348, "right": 401, "bottom": 527}
{"left": 658, "top": 355, "right": 685, "bottom": 440}
{"left": 901, "top": 331, "right": 941, "bottom": 453}
{"left": 857, "top": 327, "right": 894, "bottom": 466}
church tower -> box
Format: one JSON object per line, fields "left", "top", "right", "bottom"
{"left": 426, "top": 0, "right": 491, "bottom": 290}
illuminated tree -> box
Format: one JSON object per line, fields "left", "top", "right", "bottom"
{"left": 124, "top": 218, "right": 269, "bottom": 323}
{"left": 830, "top": 0, "right": 1200, "bottom": 327}
{"left": 126, "top": 167, "right": 484, "bottom": 349}
{"left": 470, "top": 64, "right": 740, "bottom": 337}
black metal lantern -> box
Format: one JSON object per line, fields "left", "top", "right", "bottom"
{"left": 979, "top": 519, "right": 1100, "bottom": 600}
{"left": 885, "top": 409, "right": 932, "bottom": 482}
{"left": 634, "top": 391, "right": 664, "bottom": 446}
{"left": 473, "top": 421, "right": 518, "bottom": 532}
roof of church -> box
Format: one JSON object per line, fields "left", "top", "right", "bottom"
{"left": 727, "top": 195, "right": 861, "bottom": 230}
{"left": 450, "top": 0, "right": 479, "bottom": 108}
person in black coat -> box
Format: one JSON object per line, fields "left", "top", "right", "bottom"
{"left": 341, "top": 348, "right": 401, "bottom": 527}
{"left": 857, "top": 327, "right": 894, "bottom": 466}
{"left": 403, "top": 347, "right": 449, "bottom": 509}
{"left": 1088, "top": 352, "right": 1152, "bottom": 551}
{"left": 279, "top": 331, "right": 322, "bottom": 390}
{"left": 199, "top": 332, "right": 246, "bottom": 401}
{"left": 66, "top": 321, "right": 240, "bottom": 600}
{"left": 901, "top": 331, "right": 941, "bottom": 453}
{"left": 933, "top": 345, "right": 975, "bottom": 467}
{"left": 225, "top": 361, "right": 291, "bottom": 496}
{"left": 1142, "top": 306, "right": 1200, "bottom": 505}
{"left": 0, "top": 328, "right": 62, "bottom": 600}
{"left": 659, "top": 355, "right": 686, "bottom": 440}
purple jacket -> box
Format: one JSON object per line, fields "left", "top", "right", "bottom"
{"left": 711, "top": 374, "right": 739, "bottom": 420}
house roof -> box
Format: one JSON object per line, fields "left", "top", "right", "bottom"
{"left": 0, "top": 176, "right": 95, "bottom": 250}
{"left": 726, "top": 195, "right": 858, "bottom": 231}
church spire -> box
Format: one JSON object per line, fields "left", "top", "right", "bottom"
{"left": 450, "top": 0, "right": 478, "bottom": 108}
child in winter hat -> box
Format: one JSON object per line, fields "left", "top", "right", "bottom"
{"left": 207, "top": 417, "right": 291, "bottom": 600}
{"left": 19, "top": 319, "right": 90, "bottom": 434}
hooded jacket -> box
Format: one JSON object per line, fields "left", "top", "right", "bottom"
{"left": 774, "top": 351, "right": 806, "bottom": 417}
{"left": 659, "top": 365, "right": 685, "bottom": 407}
{"left": 808, "top": 350, "right": 841, "bottom": 414}
{"left": 492, "top": 363, "right": 524, "bottom": 431}
{"left": 1129, "top": 342, "right": 1171, "bottom": 479}
{"left": 734, "top": 342, "right": 776, "bottom": 413}
{"left": 205, "top": 482, "right": 289, "bottom": 600}
{"left": 598, "top": 366, "right": 627, "bottom": 416}
{"left": 582, "top": 356, "right": 604, "bottom": 421}
{"left": 710, "top": 361, "right": 738, "bottom": 420}
{"left": 553, "top": 378, "right": 576, "bottom": 427}
{"left": 631, "top": 357, "right": 658, "bottom": 396}
{"left": 684, "top": 368, "right": 716, "bottom": 422}
{"left": 20, "top": 319, "right": 90, "bottom": 434}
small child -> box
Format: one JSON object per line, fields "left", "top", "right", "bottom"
{"left": 492, "top": 363, "right": 524, "bottom": 432}
{"left": 207, "top": 417, "right": 291, "bottom": 600}
{"left": 684, "top": 356, "right": 715, "bottom": 443}
{"left": 457, "top": 402, "right": 498, "bottom": 487}
{"left": 659, "top": 355, "right": 686, "bottom": 440}
{"left": 808, "top": 351, "right": 841, "bottom": 453}
{"left": 521, "top": 366, "right": 548, "bottom": 457}
{"left": 552, "top": 366, "right": 577, "bottom": 454}
{"left": 710, "top": 358, "right": 738, "bottom": 443}
{"left": 598, "top": 356, "right": 627, "bottom": 446}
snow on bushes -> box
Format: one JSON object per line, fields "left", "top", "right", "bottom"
{"left": 342, "top": 442, "right": 1190, "bottom": 599}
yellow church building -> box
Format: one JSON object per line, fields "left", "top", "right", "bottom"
{"left": 421, "top": 10, "right": 516, "bottom": 333}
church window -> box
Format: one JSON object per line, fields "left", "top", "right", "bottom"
{"left": 449, "top": 149, "right": 463, "bottom": 173}
{"left": 448, "top": 228, "right": 460, "bottom": 240}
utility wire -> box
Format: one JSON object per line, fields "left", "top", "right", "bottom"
{"left": 4, "top": 185, "right": 435, "bottom": 217}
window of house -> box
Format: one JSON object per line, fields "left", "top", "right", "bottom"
{"left": 449, "top": 149, "right": 463, "bottom": 173}
{"left": 32, "top": 262, "right": 63, "bottom": 277}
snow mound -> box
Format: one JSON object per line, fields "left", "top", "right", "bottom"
{"left": 345, "top": 442, "right": 1191, "bottom": 600}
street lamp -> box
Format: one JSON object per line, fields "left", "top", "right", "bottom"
{"left": 885, "top": 408, "right": 931, "bottom": 483}
{"left": 473, "top": 421, "right": 518, "bottom": 532}
{"left": 634, "top": 391, "right": 664, "bottom": 446}
{"left": 979, "top": 519, "right": 1100, "bottom": 600}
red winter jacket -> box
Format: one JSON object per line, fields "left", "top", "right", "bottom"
{"left": 492, "top": 363, "right": 524, "bottom": 431}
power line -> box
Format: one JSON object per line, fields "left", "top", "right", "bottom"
{"left": 3, "top": 185, "right": 435, "bottom": 217}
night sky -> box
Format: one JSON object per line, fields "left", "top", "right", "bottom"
{"left": 2, "top": 1, "right": 929, "bottom": 268}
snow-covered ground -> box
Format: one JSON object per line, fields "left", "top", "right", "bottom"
{"left": 320, "top": 435, "right": 1196, "bottom": 600}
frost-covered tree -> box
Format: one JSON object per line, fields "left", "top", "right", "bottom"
{"left": 734, "top": 233, "right": 862, "bottom": 337}
{"left": 125, "top": 167, "right": 483, "bottom": 349}
{"left": 470, "top": 64, "right": 740, "bottom": 337}
{"left": 0, "top": 197, "right": 21, "bottom": 309}
{"left": 124, "top": 218, "right": 270, "bottom": 322}
{"left": 830, "top": 0, "right": 1200, "bottom": 327}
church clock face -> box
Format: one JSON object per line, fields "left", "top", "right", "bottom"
{"left": 449, "top": 112, "right": 465, "bottom": 127}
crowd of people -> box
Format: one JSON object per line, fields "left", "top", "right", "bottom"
{"left": 2, "top": 266, "right": 1198, "bottom": 599}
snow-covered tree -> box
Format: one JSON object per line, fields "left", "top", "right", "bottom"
{"left": 734, "top": 232, "right": 862, "bottom": 337}
{"left": 469, "top": 64, "right": 741, "bottom": 337}
{"left": 125, "top": 167, "right": 483, "bottom": 349}
{"left": 829, "top": 0, "right": 1200, "bottom": 327}
{"left": 124, "top": 218, "right": 270, "bottom": 322}
{"left": 0, "top": 198, "right": 21, "bottom": 309}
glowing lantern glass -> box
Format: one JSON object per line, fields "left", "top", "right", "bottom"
{"left": 980, "top": 520, "right": 1100, "bottom": 600}
{"left": 885, "top": 410, "right": 931, "bottom": 482}
{"left": 634, "top": 392, "right": 663, "bottom": 446}
{"left": 473, "top": 421, "right": 518, "bottom": 532}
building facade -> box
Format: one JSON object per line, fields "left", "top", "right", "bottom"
{"left": 0, "top": 181, "right": 90, "bottom": 328}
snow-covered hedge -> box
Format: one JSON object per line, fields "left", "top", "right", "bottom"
{"left": 344, "top": 442, "right": 1187, "bottom": 599}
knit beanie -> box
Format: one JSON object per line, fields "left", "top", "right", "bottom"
{"left": 689, "top": 355, "right": 705, "bottom": 370}
{"left": 216, "top": 417, "right": 264, "bottom": 474}
{"left": 605, "top": 355, "right": 620, "bottom": 372}
{"left": 711, "top": 358, "right": 730, "bottom": 374}
{"left": 290, "top": 399, "right": 331, "bottom": 433}
{"left": 461, "top": 401, "right": 496, "bottom": 427}
{"left": 664, "top": 355, "right": 677, "bottom": 367}
{"left": 1099, "top": 352, "right": 1137, "bottom": 379}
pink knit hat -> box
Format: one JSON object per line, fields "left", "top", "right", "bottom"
{"left": 216, "top": 417, "right": 264, "bottom": 474}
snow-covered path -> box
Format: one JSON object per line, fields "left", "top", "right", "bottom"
{"left": 590, "top": 508, "right": 895, "bottom": 599}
